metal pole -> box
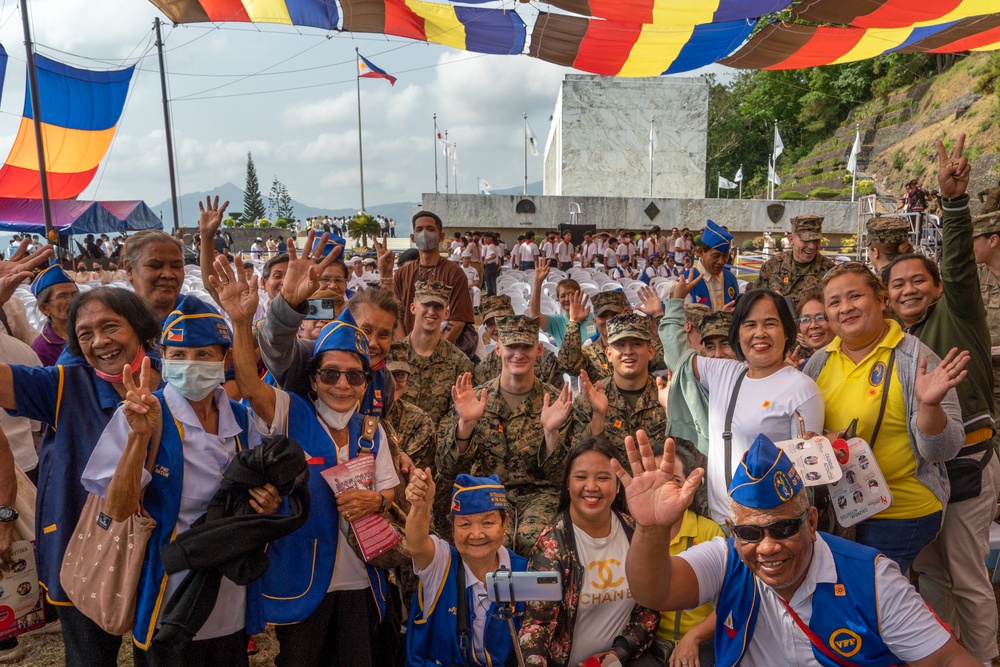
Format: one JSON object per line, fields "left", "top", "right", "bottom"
{"left": 20, "top": 0, "right": 53, "bottom": 243}
{"left": 523, "top": 113, "right": 528, "bottom": 196}
{"left": 649, "top": 116, "right": 654, "bottom": 197}
{"left": 433, "top": 113, "right": 438, "bottom": 194}
{"left": 154, "top": 17, "right": 180, "bottom": 231}
{"left": 453, "top": 142, "right": 458, "bottom": 194}
{"left": 739, "top": 164, "right": 743, "bottom": 200}
{"left": 444, "top": 130, "right": 449, "bottom": 195}
{"left": 355, "top": 48, "right": 365, "bottom": 212}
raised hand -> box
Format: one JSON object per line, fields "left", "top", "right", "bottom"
{"left": 197, "top": 196, "right": 229, "bottom": 237}
{"left": 655, "top": 371, "right": 673, "bottom": 411}
{"left": 636, "top": 285, "right": 664, "bottom": 318}
{"left": 209, "top": 255, "right": 260, "bottom": 325}
{"left": 0, "top": 270, "right": 32, "bottom": 308}
{"left": 373, "top": 233, "right": 394, "bottom": 278}
{"left": 937, "top": 134, "right": 970, "bottom": 199}
{"left": 122, "top": 356, "right": 160, "bottom": 438}
{"left": 452, "top": 372, "right": 488, "bottom": 426}
{"left": 915, "top": 347, "right": 969, "bottom": 407}
{"left": 280, "top": 230, "right": 342, "bottom": 308}
{"left": 540, "top": 383, "right": 573, "bottom": 432}
{"left": 568, "top": 290, "right": 591, "bottom": 324}
{"left": 533, "top": 259, "right": 550, "bottom": 284}
{"left": 580, "top": 369, "right": 608, "bottom": 415}
{"left": 0, "top": 240, "right": 52, "bottom": 280}
{"left": 670, "top": 271, "right": 704, "bottom": 300}
{"left": 785, "top": 345, "right": 804, "bottom": 369}
{"left": 610, "top": 431, "right": 703, "bottom": 529}
{"left": 405, "top": 467, "right": 436, "bottom": 511}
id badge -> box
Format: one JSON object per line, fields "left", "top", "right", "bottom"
{"left": 828, "top": 437, "right": 892, "bottom": 527}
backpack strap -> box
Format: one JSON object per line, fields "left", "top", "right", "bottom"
{"left": 724, "top": 369, "right": 749, "bottom": 489}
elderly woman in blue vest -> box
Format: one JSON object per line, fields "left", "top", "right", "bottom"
{"left": 29, "top": 262, "right": 78, "bottom": 366}
{"left": 682, "top": 221, "right": 738, "bottom": 311}
{"left": 619, "top": 432, "right": 981, "bottom": 667}
{"left": 81, "top": 296, "right": 274, "bottom": 666}
{"left": 404, "top": 471, "right": 527, "bottom": 667}
{"left": 0, "top": 282, "right": 162, "bottom": 667}
{"left": 210, "top": 256, "right": 398, "bottom": 667}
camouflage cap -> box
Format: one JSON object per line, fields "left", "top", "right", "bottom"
{"left": 865, "top": 216, "right": 910, "bottom": 246}
{"left": 590, "top": 290, "right": 627, "bottom": 317}
{"left": 790, "top": 214, "right": 824, "bottom": 242}
{"left": 700, "top": 310, "right": 732, "bottom": 340}
{"left": 385, "top": 341, "right": 412, "bottom": 374}
{"left": 606, "top": 313, "right": 651, "bottom": 345}
{"left": 496, "top": 315, "right": 539, "bottom": 347}
{"left": 414, "top": 280, "right": 453, "bottom": 306}
{"left": 973, "top": 211, "right": 1000, "bottom": 237}
{"left": 682, "top": 303, "right": 711, "bottom": 327}
{"left": 481, "top": 295, "right": 514, "bottom": 323}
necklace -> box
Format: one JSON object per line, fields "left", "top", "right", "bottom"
{"left": 418, "top": 262, "right": 439, "bottom": 281}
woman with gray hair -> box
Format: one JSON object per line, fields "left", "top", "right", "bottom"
{"left": 29, "top": 263, "right": 78, "bottom": 366}
{"left": 122, "top": 229, "right": 185, "bottom": 321}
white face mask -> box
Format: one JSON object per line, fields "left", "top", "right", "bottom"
{"left": 314, "top": 397, "right": 356, "bottom": 430}
{"left": 413, "top": 230, "right": 440, "bottom": 252}
{"left": 161, "top": 359, "right": 225, "bottom": 401}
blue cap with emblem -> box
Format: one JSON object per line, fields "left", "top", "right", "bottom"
{"left": 451, "top": 474, "right": 507, "bottom": 516}
{"left": 700, "top": 219, "right": 733, "bottom": 254}
{"left": 311, "top": 234, "right": 347, "bottom": 256}
{"left": 31, "top": 262, "right": 73, "bottom": 297}
{"left": 729, "top": 433, "right": 803, "bottom": 509}
{"left": 161, "top": 295, "right": 232, "bottom": 349}
{"left": 314, "top": 306, "right": 370, "bottom": 365}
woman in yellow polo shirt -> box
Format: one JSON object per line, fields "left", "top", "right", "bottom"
{"left": 802, "top": 263, "right": 967, "bottom": 573}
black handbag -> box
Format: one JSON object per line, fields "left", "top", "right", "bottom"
{"left": 945, "top": 442, "right": 993, "bottom": 504}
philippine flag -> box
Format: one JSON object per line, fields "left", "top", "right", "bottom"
{"left": 358, "top": 54, "right": 397, "bottom": 86}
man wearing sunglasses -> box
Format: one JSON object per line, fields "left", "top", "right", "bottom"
{"left": 617, "top": 432, "right": 979, "bottom": 667}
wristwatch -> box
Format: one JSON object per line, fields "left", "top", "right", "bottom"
{"left": 0, "top": 506, "right": 18, "bottom": 523}
{"left": 378, "top": 494, "right": 387, "bottom": 514}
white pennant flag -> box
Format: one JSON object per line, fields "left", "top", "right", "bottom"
{"left": 773, "top": 124, "right": 784, "bottom": 160}
{"left": 525, "top": 120, "right": 539, "bottom": 156}
{"left": 719, "top": 175, "right": 738, "bottom": 190}
{"left": 451, "top": 146, "right": 458, "bottom": 176}
{"left": 481, "top": 180, "right": 491, "bottom": 195}
{"left": 768, "top": 161, "right": 781, "bottom": 186}
{"left": 734, "top": 166, "right": 743, "bottom": 183}
{"left": 846, "top": 129, "right": 861, "bottom": 175}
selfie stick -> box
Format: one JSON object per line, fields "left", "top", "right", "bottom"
{"left": 491, "top": 568, "right": 527, "bottom": 667}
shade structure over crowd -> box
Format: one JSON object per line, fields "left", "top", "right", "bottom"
{"left": 0, "top": 199, "right": 161, "bottom": 235}
{"left": 149, "top": 0, "right": 1000, "bottom": 75}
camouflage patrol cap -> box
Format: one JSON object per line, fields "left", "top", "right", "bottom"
{"left": 700, "top": 310, "right": 732, "bottom": 340}
{"left": 385, "top": 342, "right": 411, "bottom": 374}
{"left": 496, "top": 315, "right": 539, "bottom": 347}
{"left": 973, "top": 211, "right": 1000, "bottom": 237}
{"left": 414, "top": 280, "right": 453, "bottom": 306}
{"left": 606, "top": 313, "right": 651, "bottom": 345}
{"left": 682, "top": 303, "right": 711, "bottom": 327}
{"left": 865, "top": 216, "right": 910, "bottom": 246}
{"left": 790, "top": 214, "right": 824, "bottom": 242}
{"left": 590, "top": 290, "right": 627, "bottom": 317}
{"left": 481, "top": 295, "right": 514, "bottom": 323}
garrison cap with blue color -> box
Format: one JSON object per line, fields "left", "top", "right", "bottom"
{"left": 729, "top": 433, "right": 803, "bottom": 509}
{"left": 701, "top": 219, "right": 733, "bottom": 254}
{"left": 451, "top": 474, "right": 508, "bottom": 515}
{"left": 161, "top": 296, "right": 232, "bottom": 349}
{"left": 314, "top": 306, "right": 371, "bottom": 364}
{"left": 311, "top": 234, "right": 347, "bottom": 256}
{"left": 31, "top": 262, "right": 73, "bottom": 297}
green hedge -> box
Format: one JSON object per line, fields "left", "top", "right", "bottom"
{"left": 777, "top": 191, "right": 808, "bottom": 201}
{"left": 809, "top": 187, "right": 841, "bottom": 200}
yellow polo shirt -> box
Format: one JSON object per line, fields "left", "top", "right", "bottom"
{"left": 656, "top": 510, "right": 724, "bottom": 642}
{"left": 817, "top": 320, "right": 941, "bottom": 520}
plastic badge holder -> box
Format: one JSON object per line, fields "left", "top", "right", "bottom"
{"left": 828, "top": 437, "right": 892, "bottom": 527}
{"left": 773, "top": 435, "right": 843, "bottom": 486}
{"left": 0, "top": 541, "right": 45, "bottom": 641}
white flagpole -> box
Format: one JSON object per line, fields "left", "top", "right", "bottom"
{"left": 649, "top": 116, "right": 654, "bottom": 197}
{"left": 523, "top": 113, "right": 528, "bottom": 195}
{"left": 433, "top": 113, "right": 439, "bottom": 194}
{"left": 355, "top": 48, "right": 366, "bottom": 212}
{"left": 850, "top": 123, "right": 859, "bottom": 202}
{"left": 739, "top": 164, "right": 743, "bottom": 200}
{"left": 444, "top": 129, "right": 449, "bottom": 195}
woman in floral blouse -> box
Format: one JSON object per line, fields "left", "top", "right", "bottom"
{"left": 518, "top": 436, "right": 660, "bottom": 667}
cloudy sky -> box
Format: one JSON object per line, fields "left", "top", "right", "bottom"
{"left": 0, "top": 0, "right": 724, "bottom": 226}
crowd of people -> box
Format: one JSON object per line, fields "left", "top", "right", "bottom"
{"left": 0, "top": 135, "right": 995, "bottom": 667}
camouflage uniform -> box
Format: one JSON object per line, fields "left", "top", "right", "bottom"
{"left": 979, "top": 185, "right": 1000, "bottom": 215}
{"left": 385, "top": 398, "right": 437, "bottom": 472}
{"left": 865, "top": 216, "right": 910, "bottom": 247}
{"left": 976, "top": 212, "right": 1000, "bottom": 413}
{"left": 474, "top": 347, "right": 565, "bottom": 389}
{"left": 398, "top": 335, "right": 473, "bottom": 425}
{"left": 437, "top": 315, "right": 572, "bottom": 556}
{"left": 753, "top": 214, "right": 835, "bottom": 305}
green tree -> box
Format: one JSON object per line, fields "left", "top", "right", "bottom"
{"left": 268, "top": 176, "right": 282, "bottom": 220}
{"left": 276, "top": 182, "right": 295, "bottom": 221}
{"left": 242, "top": 152, "right": 266, "bottom": 224}
{"left": 348, "top": 213, "right": 380, "bottom": 248}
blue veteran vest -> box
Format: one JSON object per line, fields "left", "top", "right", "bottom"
{"left": 685, "top": 267, "right": 738, "bottom": 308}
{"left": 406, "top": 545, "right": 527, "bottom": 667}
{"left": 133, "top": 392, "right": 257, "bottom": 648}
{"left": 258, "top": 393, "right": 388, "bottom": 625}
{"left": 715, "top": 534, "right": 899, "bottom": 667}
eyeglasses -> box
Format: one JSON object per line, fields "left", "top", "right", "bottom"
{"left": 730, "top": 512, "right": 807, "bottom": 543}
{"left": 799, "top": 314, "right": 828, "bottom": 325}
{"left": 313, "top": 368, "right": 367, "bottom": 386}
{"left": 390, "top": 370, "right": 410, "bottom": 382}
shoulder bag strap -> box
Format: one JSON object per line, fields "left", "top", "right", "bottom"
{"left": 868, "top": 350, "right": 896, "bottom": 450}
{"left": 724, "top": 369, "right": 749, "bottom": 489}
{"left": 776, "top": 596, "right": 865, "bottom": 667}
{"left": 455, "top": 558, "right": 470, "bottom": 660}
{"left": 671, "top": 536, "right": 695, "bottom": 641}
{"left": 358, "top": 414, "right": 379, "bottom": 455}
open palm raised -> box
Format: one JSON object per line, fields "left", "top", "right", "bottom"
{"left": 611, "top": 431, "right": 703, "bottom": 529}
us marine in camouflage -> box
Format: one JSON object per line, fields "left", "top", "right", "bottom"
{"left": 399, "top": 280, "right": 474, "bottom": 425}
{"left": 974, "top": 211, "right": 1000, "bottom": 411}
{"left": 384, "top": 343, "right": 437, "bottom": 472}
{"left": 473, "top": 295, "right": 565, "bottom": 389}
{"left": 753, "top": 214, "right": 835, "bottom": 306}
{"left": 865, "top": 216, "right": 913, "bottom": 274}
{"left": 571, "top": 313, "right": 667, "bottom": 469}
{"left": 437, "top": 314, "right": 575, "bottom": 556}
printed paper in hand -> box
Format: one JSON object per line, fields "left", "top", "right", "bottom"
{"left": 774, "top": 436, "right": 843, "bottom": 486}
{"left": 0, "top": 541, "right": 45, "bottom": 641}
{"left": 828, "top": 437, "right": 892, "bottom": 527}
{"left": 320, "top": 454, "right": 401, "bottom": 561}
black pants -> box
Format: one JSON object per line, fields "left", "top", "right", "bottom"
{"left": 559, "top": 261, "right": 573, "bottom": 271}
{"left": 133, "top": 628, "right": 248, "bottom": 667}
{"left": 59, "top": 605, "right": 122, "bottom": 667}
{"left": 484, "top": 262, "right": 499, "bottom": 296}
{"left": 274, "top": 589, "right": 378, "bottom": 667}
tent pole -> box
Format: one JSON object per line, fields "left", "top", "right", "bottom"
{"left": 20, "top": 0, "right": 53, "bottom": 244}
{"left": 154, "top": 17, "right": 180, "bottom": 231}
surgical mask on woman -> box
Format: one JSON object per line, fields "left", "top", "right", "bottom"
{"left": 314, "top": 398, "right": 356, "bottom": 430}
{"left": 161, "top": 359, "right": 226, "bottom": 401}
{"left": 412, "top": 230, "right": 440, "bottom": 252}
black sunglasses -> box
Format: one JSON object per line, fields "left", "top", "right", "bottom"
{"left": 729, "top": 511, "right": 808, "bottom": 543}
{"left": 313, "top": 368, "right": 367, "bottom": 386}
